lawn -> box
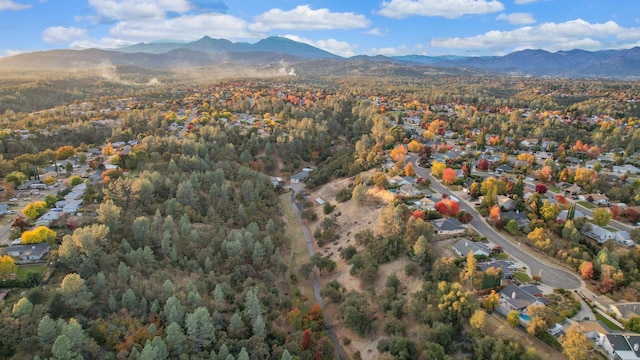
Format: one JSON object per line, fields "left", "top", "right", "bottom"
{"left": 578, "top": 201, "right": 596, "bottom": 209}
{"left": 16, "top": 264, "right": 47, "bottom": 280}
{"left": 595, "top": 312, "right": 622, "bottom": 331}
{"left": 513, "top": 272, "right": 532, "bottom": 283}
{"left": 494, "top": 253, "right": 509, "bottom": 260}
{"left": 548, "top": 186, "right": 561, "bottom": 193}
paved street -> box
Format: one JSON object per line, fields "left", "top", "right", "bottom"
{"left": 410, "top": 155, "right": 582, "bottom": 289}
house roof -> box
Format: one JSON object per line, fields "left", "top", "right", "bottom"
{"left": 4, "top": 243, "right": 49, "bottom": 258}
{"left": 501, "top": 283, "right": 549, "bottom": 310}
{"left": 578, "top": 320, "right": 610, "bottom": 335}
{"left": 431, "top": 217, "right": 465, "bottom": 232}
{"left": 290, "top": 171, "right": 310, "bottom": 181}
{"left": 611, "top": 303, "right": 640, "bottom": 320}
{"left": 452, "top": 239, "right": 491, "bottom": 257}
{"left": 0, "top": 204, "right": 8, "bottom": 214}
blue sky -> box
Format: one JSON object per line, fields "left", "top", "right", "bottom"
{"left": 1, "top": 0, "right": 640, "bottom": 58}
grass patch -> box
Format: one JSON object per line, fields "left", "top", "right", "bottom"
{"left": 595, "top": 312, "right": 622, "bottom": 330}
{"left": 494, "top": 253, "right": 509, "bottom": 260}
{"left": 578, "top": 201, "right": 596, "bottom": 209}
{"left": 447, "top": 185, "right": 462, "bottom": 191}
{"left": 513, "top": 272, "right": 532, "bottom": 283}
{"left": 548, "top": 186, "right": 561, "bottom": 193}
{"left": 16, "top": 264, "right": 47, "bottom": 280}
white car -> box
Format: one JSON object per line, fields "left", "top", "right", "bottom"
{"left": 9, "top": 198, "right": 17, "bottom": 202}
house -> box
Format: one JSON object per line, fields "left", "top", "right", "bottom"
{"left": 497, "top": 195, "right": 515, "bottom": 211}
{"left": 35, "top": 211, "right": 63, "bottom": 227}
{"left": 477, "top": 259, "right": 515, "bottom": 279}
{"left": 500, "top": 284, "right": 549, "bottom": 312}
{"left": 431, "top": 218, "right": 466, "bottom": 235}
{"left": 415, "top": 197, "right": 436, "bottom": 211}
{"left": 521, "top": 138, "right": 539, "bottom": 148}
{"left": 451, "top": 239, "right": 491, "bottom": 257}
{"left": 396, "top": 184, "right": 422, "bottom": 198}
{"left": 582, "top": 224, "right": 615, "bottom": 244}
{"left": 614, "top": 165, "right": 640, "bottom": 174}
{"left": 614, "top": 231, "right": 636, "bottom": 247}
{"left": 65, "top": 183, "right": 87, "bottom": 201}
{"left": 563, "top": 184, "right": 582, "bottom": 196}
{"left": 534, "top": 151, "right": 553, "bottom": 162}
{"left": 610, "top": 303, "right": 640, "bottom": 321}
{"left": 557, "top": 209, "right": 586, "bottom": 221}
{"left": 579, "top": 193, "right": 609, "bottom": 205}
{"left": 602, "top": 334, "right": 640, "bottom": 360}
{"left": 495, "top": 165, "right": 513, "bottom": 174}
{"left": 290, "top": 171, "right": 310, "bottom": 184}
{"left": 585, "top": 160, "right": 599, "bottom": 170}
{"left": 389, "top": 175, "right": 410, "bottom": 187}
{"left": 501, "top": 211, "right": 531, "bottom": 230}
{"left": 4, "top": 243, "right": 50, "bottom": 262}
{"left": 579, "top": 320, "right": 610, "bottom": 347}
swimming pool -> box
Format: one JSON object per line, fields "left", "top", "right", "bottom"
{"left": 519, "top": 313, "right": 531, "bottom": 322}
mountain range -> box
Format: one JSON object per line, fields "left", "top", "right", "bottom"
{"left": 1, "top": 36, "right": 639, "bottom": 79}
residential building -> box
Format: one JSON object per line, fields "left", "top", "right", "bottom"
{"left": 4, "top": 243, "right": 50, "bottom": 262}
{"left": 501, "top": 211, "right": 531, "bottom": 230}
{"left": 290, "top": 171, "right": 310, "bottom": 184}
{"left": 500, "top": 284, "right": 549, "bottom": 312}
{"left": 610, "top": 303, "right": 640, "bottom": 321}
{"left": 451, "top": 239, "right": 491, "bottom": 258}
{"left": 614, "top": 165, "right": 640, "bottom": 174}
{"left": 497, "top": 195, "right": 516, "bottom": 211}
{"left": 602, "top": 334, "right": 640, "bottom": 360}
{"left": 579, "top": 193, "right": 609, "bottom": 205}
{"left": 431, "top": 218, "right": 466, "bottom": 235}
{"left": 582, "top": 224, "right": 615, "bottom": 244}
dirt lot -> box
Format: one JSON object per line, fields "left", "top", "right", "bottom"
{"left": 304, "top": 172, "right": 425, "bottom": 358}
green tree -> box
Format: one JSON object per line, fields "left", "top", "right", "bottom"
{"left": 165, "top": 322, "right": 186, "bottom": 357}
{"left": 437, "top": 281, "right": 476, "bottom": 325}
{"left": 44, "top": 194, "right": 58, "bottom": 208}
{"left": 352, "top": 183, "right": 369, "bottom": 206}
{"left": 185, "top": 306, "right": 216, "bottom": 353}
{"left": 69, "top": 176, "right": 82, "bottom": 186}
{"left": 38, "top": 315, "right": 59, "bottom": 346}
{"left": 57, "top": 273, "right": 93, "bottom": 310}
{"left": 12, "top": 297, "right": 33, "bottom": 318}
{"left": 51, "top": 335, "right": 81, "bottom": 360}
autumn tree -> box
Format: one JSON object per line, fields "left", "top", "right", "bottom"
{"left": 21, "top": 226, "right": 57, "bottom": 245}
{"left": 489, "top": 205, "right": 501, "bottom": 223}
{"left": 506, "top": 310, "right": 520, "bottom": 327}
{"left": 559, "top": 323, "right": 591, "bottom": 360}
{"left": 404, "top": 162, "right": 415, "bottom": 177}
{"left": 437, "top": 281, "right": 476, "bottom": 325}
{"left": 535, "top": 184, "right": 547, "bottom": 194}
{"left": 431, "top": 161, "right": 446, "bottom": 178}
{"left": 592, "top": 208, "right": 612, "bottom": 226}
{"left": 527, "top": 227, "right": 552, "bottom": 253}
{"left": 574, "top": 167, "right": 595, "bottom": 187}
{"left": 57, "top": 273, "right": 93, "bottom": 310}
{"left": 389, "top": 146, "right": 407, "bottom": 162}
{"left": 538, "top": 165, "right": 553, "bottom": 182}
{"left": 477, "top": 158, "right": 490, "bottom": 172}
{"left": 21, "top": 201, "right": 48, "bottom": 221}
{"left": 56, "top": 145, "right": 76, "bottom": 161}
{"left": 442, "top": 168, "right": 457, "bottom": 185}
{"left": 407, "top": 140, "right": 420, "bottom": 153}
{"left": 0, "top": 255, "right": 17, "bottom": 280}
{"left": 580, "top": 261, "right": 594, "bottom": 280}
{"left": 435, "top": 198, "right": 460, "bottom": 217}
{"left": 469, "top": 309, "right": 487, "bottom": 333}
{"left": 526, "top": 305, "right": 556, "bottom": 335}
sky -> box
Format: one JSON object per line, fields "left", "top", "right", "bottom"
{"left": 1, "top": 0, "right": 640, "bottom": 58}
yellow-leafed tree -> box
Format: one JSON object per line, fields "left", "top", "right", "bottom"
{"left": 21, "top": 226, "right": 57, "bottom": 245}
{"left": 0, "top": 255, "right": 17, "bottom": 280}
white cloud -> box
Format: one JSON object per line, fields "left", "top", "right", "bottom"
{"left": 0, "top": 49, "right": 25, "bottom": 58}
{"left": 368, "top": 44, "right": 427, "bottom": 56}
{"left": 431, "top": 19, "right": 625, "bottom": 52}
{"left": 42, "top": 26, "right": 88, "bottom": 44}
{"left": 496, "top": 12, "right": 535, "bottom": 25}
{"left": 69, "top": 37, "right": 136, "bottom": 49}
{"left": 282, "top": 35, "right": 356, "bottom": 57}
{"left": 106, "top": 13, "right": 255, "bottom": 43}
{"left": 249, "top": 5, "right": 370, "bottom": 32}
{"left": 365, "top": 28, "right": 387, "bottom": 36}
{"left": 378, "top": 0, "right": 504, "bottom": 19}
{"left": 514, "top": 0, "right": 541, "bottom": 4}
{"left": 0, "top": 0, "right": 30, "bottom": 11}
{"left": 87, "top": 0, "right": 192, "bottom": 21}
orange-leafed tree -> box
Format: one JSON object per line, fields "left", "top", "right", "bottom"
{"left": 436, "top": 198, "right": 460, "bottom": 217}
{"left": 489, "top": 205, "right": 501, "bottom": 223}
{"left": 412, "top": 210, "right": 425, "bottom": 219}
{"left": 55, "top": 145, "right": 76, "bottom": 160}
{"left": 390, "top": 146, "right": 408, "bottom": 162}
{"left": 539, "top": 165, "right": 553, "bottom": 182}
{"left": 442, "top": 168, "right": 457, "bottom": 185}
{"left": 404, "top": 162, "right": 415, "bottom": 177}
{"left": 580, "top": 261, "right": 594, "bottom": 280}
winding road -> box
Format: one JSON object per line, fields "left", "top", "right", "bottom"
{"left": 410, "top": 155, "right": 582, "bottom": 289}
{"left": 289, "top": 191, "right": 347, "bottom": 360}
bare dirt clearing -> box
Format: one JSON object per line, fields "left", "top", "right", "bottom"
{"left": 304, "top": 172, "right": 424, "bottom": 358}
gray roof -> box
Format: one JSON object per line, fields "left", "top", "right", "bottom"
{"left": 5, "top": 243, "right": 49, "bottom": 258}
{"left": 607, "top": 334, "right": 632, "bottom": 352}
{"left": 0, "top": 204, "right": 8, "bottom": 214}
{"left": 501, "top": 284, "right": 549, "bottom": 310}
{"left": 431, "top": 217, "right": 465, "bottom": 232}
{"left": 290, "top": 171, "right": 310, "bottom": 181}
{"left": 452, "top": 239, "right": 491, "bottom": 257}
